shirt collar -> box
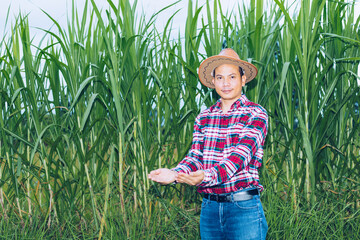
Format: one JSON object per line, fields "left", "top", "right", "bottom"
{"left": 210, "top": 94, "right": 248, "bottom": 113}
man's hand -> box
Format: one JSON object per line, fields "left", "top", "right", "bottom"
{"left": 176, "top": 170, "right": 204, "bottom": 186}
{"left": 148, "top": 168, "right": 177, "bottom": 185}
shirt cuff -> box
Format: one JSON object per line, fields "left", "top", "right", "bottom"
{"left": 171, "top": 167, "right": 182, "bottom": 173}
{"left": 197, "top": 169, "right": 212, "bottom": 186}
{"left": 171, "top": 165, "right": 190, "bottom": 174}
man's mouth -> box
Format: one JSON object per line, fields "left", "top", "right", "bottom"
{"left": 221, "top": 89, "right": 232, "bottom": 94}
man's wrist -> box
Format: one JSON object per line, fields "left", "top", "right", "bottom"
{"left": 171, "top": 170, "right": 178, "bottom": 184}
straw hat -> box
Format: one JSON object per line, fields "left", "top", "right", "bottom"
{"left": 198, "top": 48, "right": 258, "bottom": 88}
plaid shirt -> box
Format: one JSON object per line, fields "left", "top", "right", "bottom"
{"left": 173, "top": 95, "right": 268, "bottom": 194}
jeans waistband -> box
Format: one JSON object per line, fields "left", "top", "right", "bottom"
{"left": 203, "top": 189, "right": 259, "bottom": 202}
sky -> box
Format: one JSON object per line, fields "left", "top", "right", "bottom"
{"left": 0, "top": 0, "right": 242, "bottom": 42}
{"left": 1, "top": 0, "right": 359, "bottom": 42}
{"left": 1, "top": 0, "right": 359, "bottom": 54}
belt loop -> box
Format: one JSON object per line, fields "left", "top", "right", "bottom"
{"left": 230, "top": 192, "right": 234, "bottom": 202}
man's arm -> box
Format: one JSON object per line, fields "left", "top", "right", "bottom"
{"left": 148, "top": 114, "right": 205, "bottom": 185}
{"left": 175, "top": 170, "right": 204, "bottom": 185}
{"left": 171, "top": 114, "right": 205, "bottom": 173}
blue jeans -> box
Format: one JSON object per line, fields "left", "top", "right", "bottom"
{"left": 200, "top": 193, "right": 268, "bottom": 240}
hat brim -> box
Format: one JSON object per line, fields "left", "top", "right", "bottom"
{"left": 198, "top": 56, "right": 258, "bottom": 89}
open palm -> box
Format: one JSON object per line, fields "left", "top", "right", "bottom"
{"left": 148, "top": 168, "right": 177, "bottom": 185}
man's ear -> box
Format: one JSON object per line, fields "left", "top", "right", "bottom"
{"left": 212, "top": 77, "right": 215, "bottom": 85}
{"left": 241, "top": 75, "right": 246, "bottom": 86}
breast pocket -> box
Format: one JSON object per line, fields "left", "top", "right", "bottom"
{"left": 226, "top": 123, "right": 243, "bottom": 148}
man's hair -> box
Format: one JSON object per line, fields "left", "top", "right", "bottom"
{"left": 211, "top": 66, "right": 244, "bottom": 77}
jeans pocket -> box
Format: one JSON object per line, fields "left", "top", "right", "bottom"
{"left": 233, "top": 195, "right": 259, "bottom": 210}
{"left": 201, "top": 197, "right": 211, "bottom": 209}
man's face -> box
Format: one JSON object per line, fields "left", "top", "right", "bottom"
{"left": 211, "top": 64, "right": 246, "bottom": 103}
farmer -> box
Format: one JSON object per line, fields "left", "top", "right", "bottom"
{"left": 148, "top": 48, "right": 268, "bottom": 240}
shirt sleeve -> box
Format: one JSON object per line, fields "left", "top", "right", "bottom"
{"left": 198, "top": 107, "right": 268, "bottom": 187}
{"left": 172, "top": 114, "right": 204, "bottom": 173}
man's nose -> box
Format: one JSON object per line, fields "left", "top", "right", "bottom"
{"left": 223, "top": 77, "right": 231, "bottom": 86}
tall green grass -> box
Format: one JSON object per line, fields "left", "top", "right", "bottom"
{"left": 0, "top": 0, "right": 359, "bottom": 239}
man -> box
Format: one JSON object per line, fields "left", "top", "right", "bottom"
{"left": 148, "top": 48, "right": 268, "bottom": 240}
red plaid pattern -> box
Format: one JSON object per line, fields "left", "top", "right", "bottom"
{"left": 172, "top": 95, "right": 268, "bottom": 194}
